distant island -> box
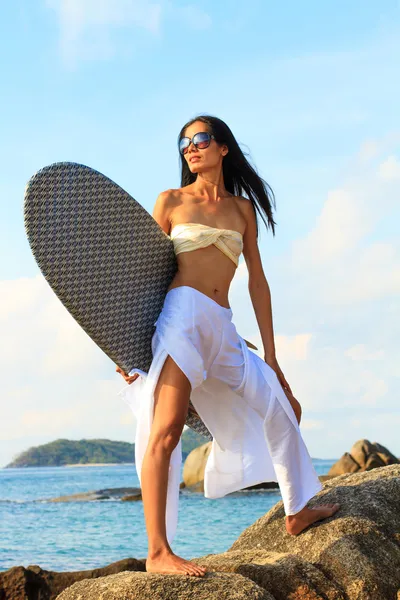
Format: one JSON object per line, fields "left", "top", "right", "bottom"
{"left": 5, "top": 429, "right": 208, "bottom": 468}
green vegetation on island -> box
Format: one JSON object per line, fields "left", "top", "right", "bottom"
{"left": 6, "top": 428, "right": 208, "bottom": 468}
{"left": 6, "top": 439, "right": 134, "bottom": 468}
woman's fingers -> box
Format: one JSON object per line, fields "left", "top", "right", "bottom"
{"left": 115, "top": 365, "right": 137, "bottom": 383}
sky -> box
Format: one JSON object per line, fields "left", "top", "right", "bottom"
{"left": 1, "top": 0, "right": 399, "bottom": 467}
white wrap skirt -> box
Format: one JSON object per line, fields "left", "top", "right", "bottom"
{"left": 118, "top": 285, "right": 323, "bottom": 544}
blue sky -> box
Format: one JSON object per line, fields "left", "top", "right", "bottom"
{"left": 1, "top": 1, "right": 399, "bottom": 467}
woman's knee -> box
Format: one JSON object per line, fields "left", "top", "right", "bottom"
{"left": 148, "top": 421, "right": 185, "bottom": 455}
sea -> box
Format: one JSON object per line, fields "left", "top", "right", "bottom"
{"left": 0, "top": 459, "right": 336, "bottom": 573}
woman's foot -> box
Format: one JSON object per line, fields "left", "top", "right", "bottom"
{"left": 286, "top": 503, "right": 340, "bottom": 535}
{"left": 146, "top": 549, "right": 207, "bottom": 576}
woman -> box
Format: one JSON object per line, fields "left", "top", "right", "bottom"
{"left": 116, "top": 115, "right": 340, "bottom": 577}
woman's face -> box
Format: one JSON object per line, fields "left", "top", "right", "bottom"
{"left": 182, "top": 121, "right": 227, "bottom": 172}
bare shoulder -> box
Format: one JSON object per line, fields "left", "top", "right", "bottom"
{"left": 235, "top": 195, "right": 253, "bottom": 211}
{"left": 154, "top": 188, "right": 176, "bottom": 205}
{"left": 152, "top": 189, "right": 179, "bottom": 235}
{"left": 234, "top": 195, "right": 256, "bottom": 229}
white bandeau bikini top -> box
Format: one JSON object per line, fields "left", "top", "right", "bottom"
{"left": 169, "top": 222, "right": 243, "bottom": 267}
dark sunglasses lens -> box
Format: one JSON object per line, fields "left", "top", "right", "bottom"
{"left": 179, "top": 137, "right": 190, "bottom": 154}
{"left": 193, "top": 132, "right": 211, "bottom": 149}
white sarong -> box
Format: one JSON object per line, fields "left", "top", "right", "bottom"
{"left": 118, "top": 285, "right": 323, "bottom": 544}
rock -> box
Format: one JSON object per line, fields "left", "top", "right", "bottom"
{"left": 55, "top": 571, "right": 272, "bottom": 599}
{"left": 192, "top": 549, "right": 344, "bottom": 599}
{"left": 318, "top": 475, "right": 335, "bottom": 483}
{"left": 182, "top": 441, "right": 212, "bottom": 487}
{"left": 363, "top": 453, "right": 386, "bottom": 471}
{"left": 229, "top": 464, "right": 400, "bottom": 600}
{"left": 372, "top": 441, "right": 400, "bottom": 465}
{"left": 0, "top": 558, "right": 146, "bottom": 600}
{"left": 121, "top": 492, "right": 142, "bottom": 501}
{"left": 328, "top": 439, "right": 399, "bottom": 476}
{"left": 184, "top": 481, "right": 208, "bottom": 493}
{"left": 349, "top": 439, "right": 375, "bottom": 468}
{"left": 244, "top": 481, "right": 279, "bottom": 490}
{"left": 327, "top": 452, "right": 360, "bottom": 476}
{"left": 47, "top": 487, "right": 142, "bottom": 502}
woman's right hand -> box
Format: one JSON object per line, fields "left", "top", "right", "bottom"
{"left": 115, "top": 365, "right": 140, "bottom": 385}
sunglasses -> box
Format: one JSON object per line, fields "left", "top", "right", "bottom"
{"left": 179, "top": 131, "right": 216, "bottom": 155}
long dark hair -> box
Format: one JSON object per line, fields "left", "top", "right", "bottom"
{"left": 177, "top": 114, "right": 276, "bottom": 238}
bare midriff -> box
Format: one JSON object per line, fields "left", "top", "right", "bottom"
{"left": 166, "top": 245, "right": 238, "bottom": 310}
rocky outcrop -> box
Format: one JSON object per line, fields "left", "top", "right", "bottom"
{"left": 4, "top": 465, "right": 400, "bottom": 600}
{"left": 47, "top": 487, "right": 142, "bottom": 502}
{"left": 228, "top": 464, "right": 400, "bottom": 600}
{"left": 0, "top": 558, "right": 146, "bottom": 600}
{"left": 192, "top": 549, "right": 345, "bottom": 599}
{"left": 182, "top": 441, "right": 212, "bottom": 487}
{"left": 328, "top": 438, "right": 399, "bottom": 476}
{"left": 55, "top": 571, "right": 272, "bottom": 600}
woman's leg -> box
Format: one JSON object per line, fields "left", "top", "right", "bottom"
{"left": 142, "top": 354, "right": 207, "bottom": 576}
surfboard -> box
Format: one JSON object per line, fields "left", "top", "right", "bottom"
{"left": 23, "top": 161, "right": 257, "bottom": 439}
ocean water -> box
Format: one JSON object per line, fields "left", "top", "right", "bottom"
{"left": 0, "top": 459, "right": 336, "bottom": 572}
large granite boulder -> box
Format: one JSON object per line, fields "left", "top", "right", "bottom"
{"left": 55, "top": 571, "right": 272, "bottom": 599}
{"left": 192, "top": 549, "right": 345, "bottom": 599}
{"left": 328, "top": 438, "right": 399, "bottom": 476}
{"left": 182, "top": 441, "right": 212, "bottom": 487}
{"left": 227, "top": 464, "right": 400, "bottom": 600}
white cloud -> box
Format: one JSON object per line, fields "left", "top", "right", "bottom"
{"left": 357, "top": 140, "right": 380, "bottom": 163}
{"left": 378, "top": 155, "right": 400, "bottom": 180}
{"left": 246, "top": 332, "right": 312, "bottom": 361}
{"left": 46, "top": 0, "right": 212, "bottom": 66}
{"left": 300, "top": 419, "right": 324, "bottom": 430}
{"left": 284, "top": 138, "right": 400, "bottom": 308}
{"left": 275, "top": 333, "right": 312, "bottom": 361}
{"left": 46, "top": 0, "right": 163, "bottom": 66}
{"left": 0, "top": 274, "right": 106, "bottom": 378}
{"left": 0, "top": 273, "right": 133, "bottom": 466}
{"left": 345, "top": 344, "right": 385, "bottom": 361}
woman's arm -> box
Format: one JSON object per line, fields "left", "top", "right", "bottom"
{"left": 241, "top": 199, "right": 294, "bottom": 395}
{"left": 249, "top": 277, "right": 276, "bottom": 360}
{"left": 241, "top": 199, "right": 276, "bottom": 359}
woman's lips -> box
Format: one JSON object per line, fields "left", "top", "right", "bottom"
{"left": 190, "top": 157, "right": 200, "bottom": 163}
